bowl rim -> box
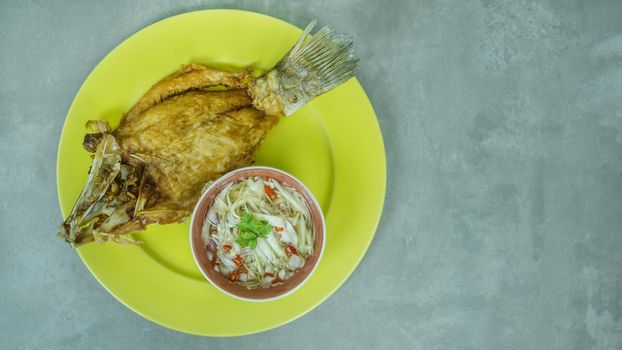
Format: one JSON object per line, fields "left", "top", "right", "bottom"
{"left": 189, "top": 165, "right": 327, "bottom": 302}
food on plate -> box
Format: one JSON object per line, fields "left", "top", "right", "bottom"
{"left": 202, "top": 176, "right": 314, "bottom": 289}
{"left": 58, "top": 22, "right": 357, "bottom": 246}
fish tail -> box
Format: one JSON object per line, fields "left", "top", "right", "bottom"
{"left": 249, "top": 21, "right": 358, "bottom": 116}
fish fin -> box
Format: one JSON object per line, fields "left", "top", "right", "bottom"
{"left": 249, "top": 22, "right": 358, "bottom": 116}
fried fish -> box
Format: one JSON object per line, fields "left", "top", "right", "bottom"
{"left": 58, "top": 22, "right": 357, "bottom": 246}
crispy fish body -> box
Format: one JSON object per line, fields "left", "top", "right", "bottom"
{"left": 116, "top": 90, "right": 279, "bottom": 210}
{"left": 59, "top": 22, "right": 357, "bottom": 246}
{"left": 123, "top": 63, "right": 253, "bottom": 121}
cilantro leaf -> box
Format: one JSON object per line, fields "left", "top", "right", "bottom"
{"left": 240, "top": 231, "right": 256, "bottom": 240}
{"left": 235, "top": 213, "right": 272, "bottom": 249}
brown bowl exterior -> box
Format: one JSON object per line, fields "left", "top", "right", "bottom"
{"left": 190, "top": 166, "right": 326, "bottom": 301}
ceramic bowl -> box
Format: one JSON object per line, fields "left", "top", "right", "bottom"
{"left": 190, "top": 166, "right": 326, "bottom": 302}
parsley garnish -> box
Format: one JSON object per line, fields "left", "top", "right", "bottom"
{"left": 236, "top": 213, "right": 272, "bottom": 249}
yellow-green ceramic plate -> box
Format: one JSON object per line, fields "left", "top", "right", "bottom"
{"left": 57, "top": 9, "right": 385, "bottom": 336}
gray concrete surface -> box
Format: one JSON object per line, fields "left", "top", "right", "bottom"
{"left": 1, "top": 0, "right": 622, "bottom": 349}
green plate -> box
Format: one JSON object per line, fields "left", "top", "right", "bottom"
{"left": 57, "top": 9, "right": 385, "bottom": 336}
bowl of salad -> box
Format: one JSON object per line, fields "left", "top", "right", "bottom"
{"left": 190, "top": 166, "right": 326, "bottom": 301}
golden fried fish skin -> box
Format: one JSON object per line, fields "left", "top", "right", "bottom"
{"left": 116, "top": 89, "right": 280, "bottom": 211}
{"left": 124, "top": 63, "right": 252, "bottom": 121}
{"left": 59, "top": 22, "right": 357, "bottom": 246}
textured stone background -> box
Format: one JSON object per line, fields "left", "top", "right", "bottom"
{"left": 1, "top": 1, "right": 622, "bottom": 349}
